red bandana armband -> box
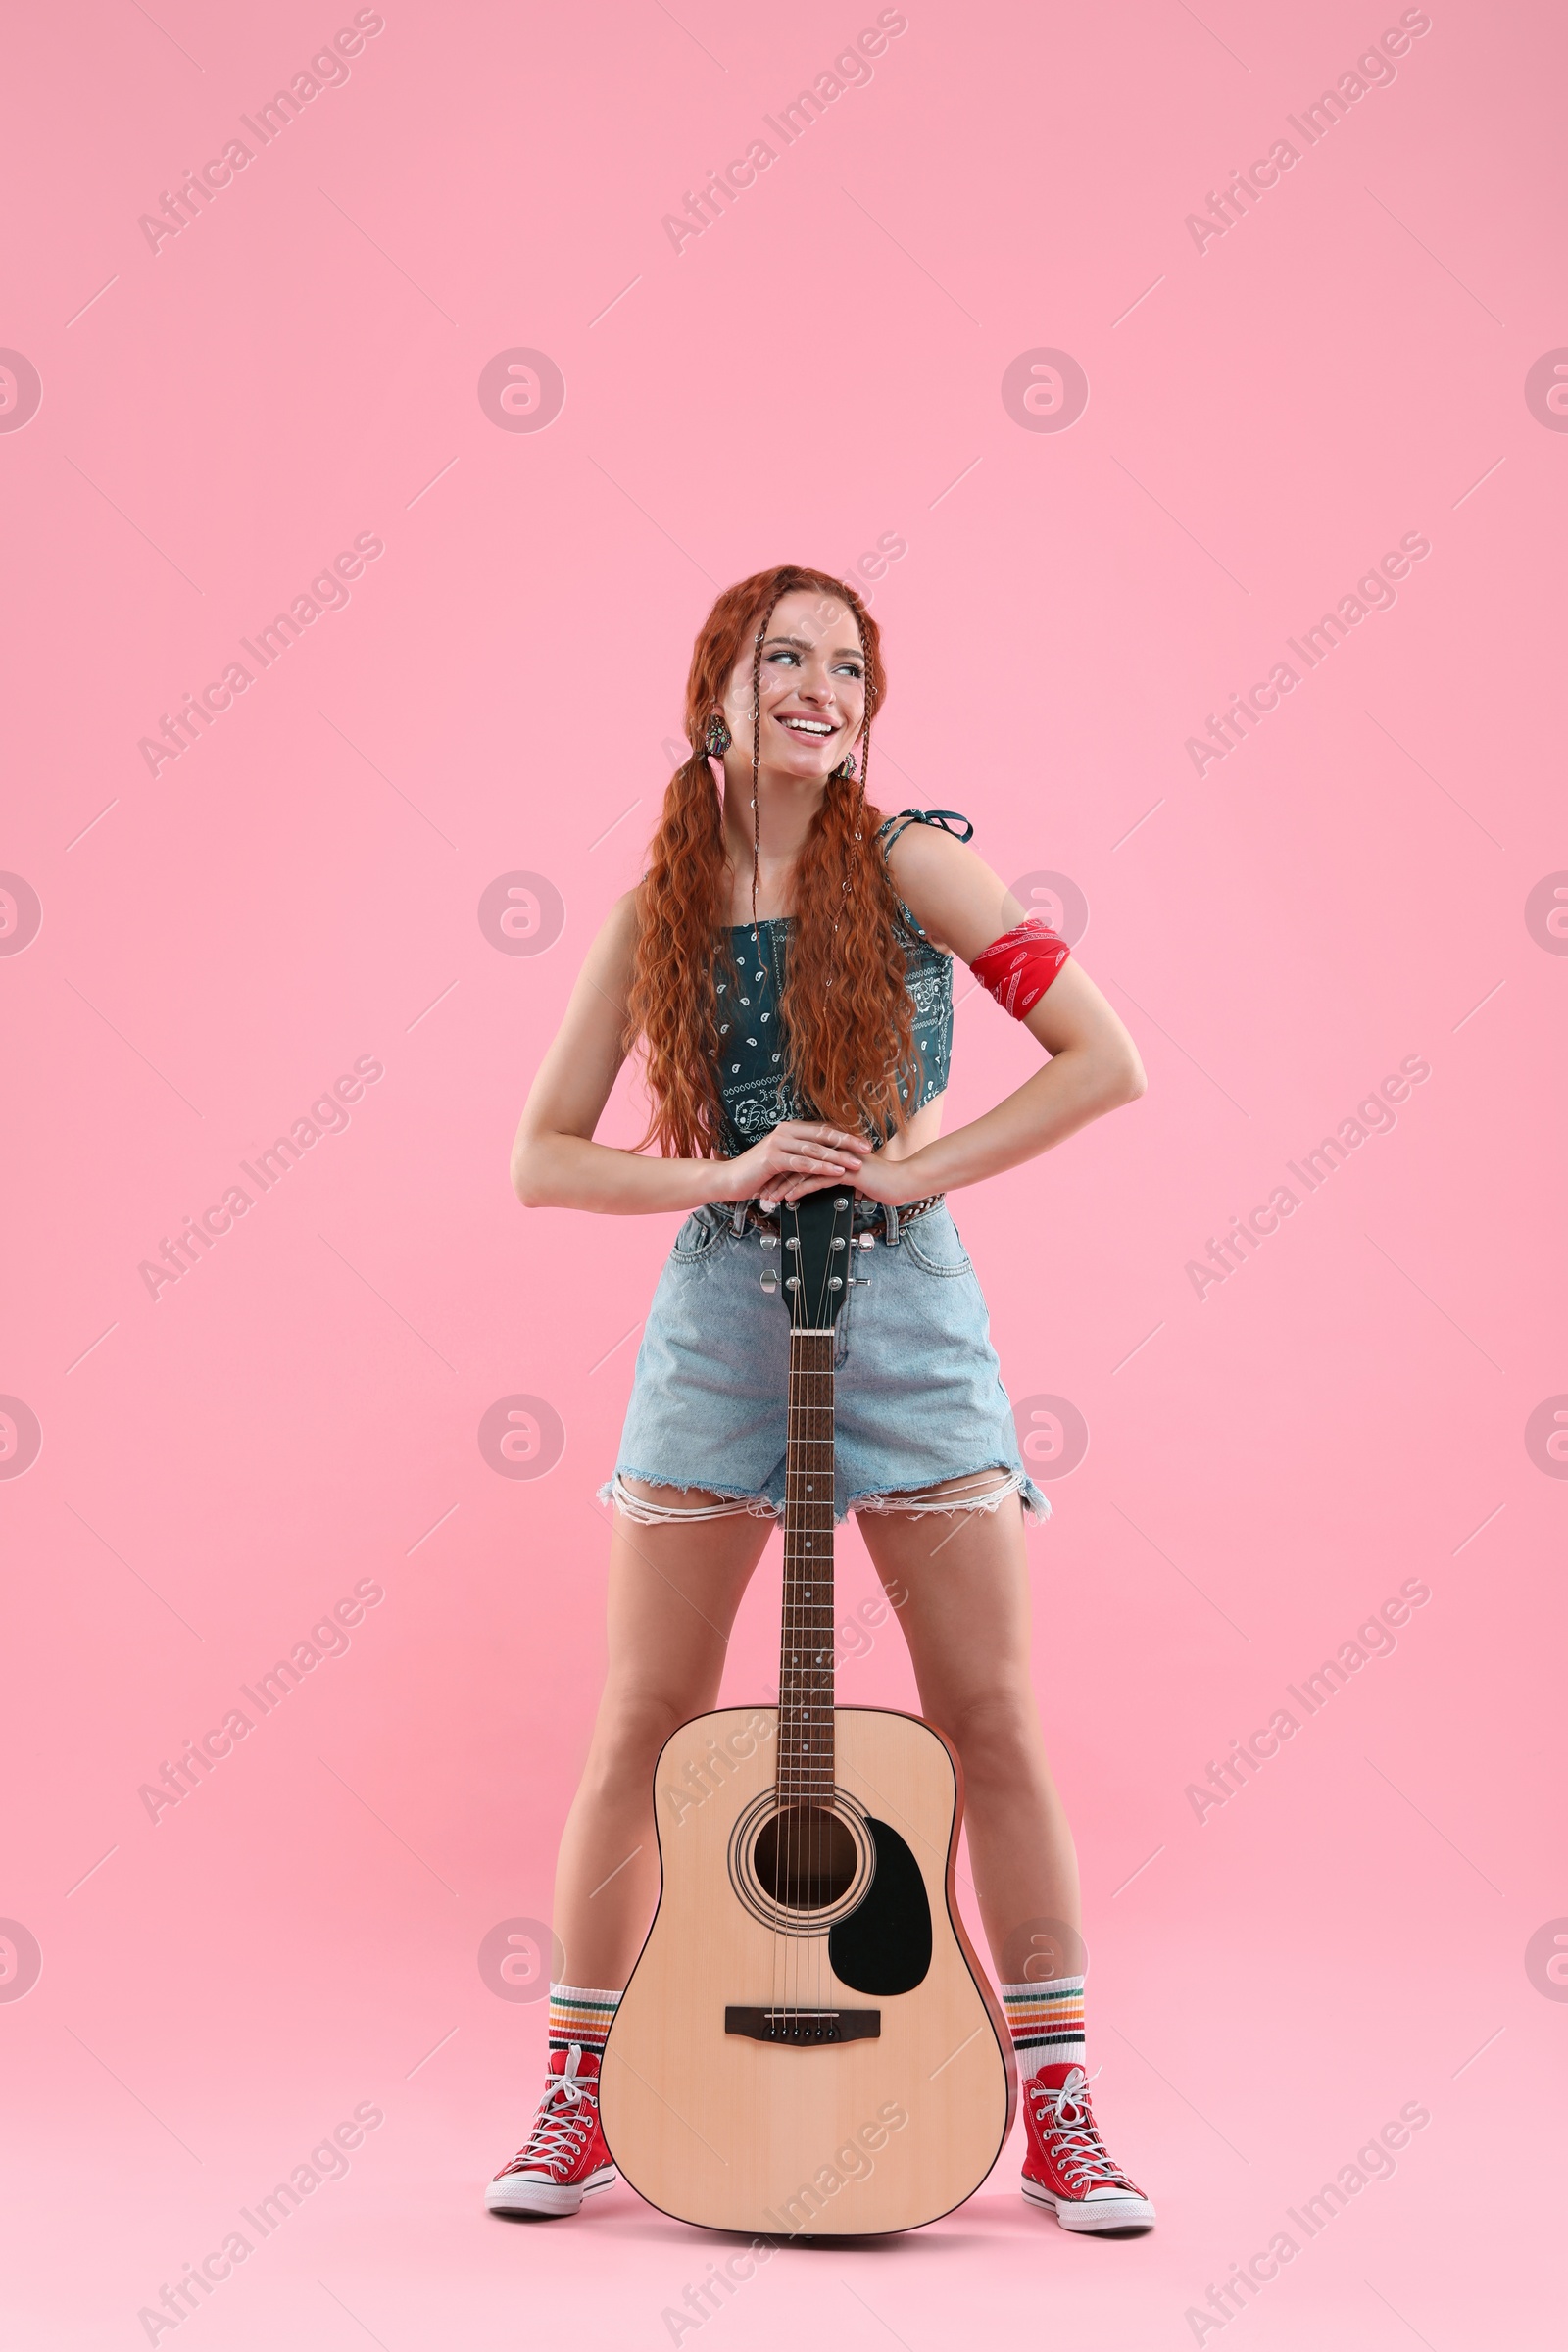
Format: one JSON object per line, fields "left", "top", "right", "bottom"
{"left": 968, "top": 915, "right": 1071, "bottom": 1019}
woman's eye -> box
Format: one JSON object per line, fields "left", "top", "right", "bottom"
{"left": 768, "top": 650, "right": 801, "bottom": 666}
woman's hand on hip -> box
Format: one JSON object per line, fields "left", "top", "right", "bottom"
{"left": 722, "top": 1121, "right": 871, "bottom": 1210}
{"left": 850, "top": 1147, "right": 939, "bottom": 1206}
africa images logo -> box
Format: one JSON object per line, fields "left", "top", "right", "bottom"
{"left": 135, "top": 12, "right": 388, "bottom": 256}
{"left": 478, "top": 1396, "right": 565, "bottom": 1479}
{"left": 136, "top": 1056, "right": 386, "bottom": 1301}
{"left": 0, "top": 349, "right": 43, "bottom": 432}
{"left": 476, "top": 351, "right": 565, "bottom": 433}
{"left": 661, "top": 11, "right": 908, "bottom": 253}
{"left": 1183, "top": 11, "right": 1434, "bottom": 259}
{"left": 137, "top": 535, "right": 386, "bottom": 778}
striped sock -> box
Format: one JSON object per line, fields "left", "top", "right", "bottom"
{"left": 1001, "top": 1973, "right": 1086, "bottom": 2078}
{"left": 548, "top": 1982, "right": 621, "bottom": 2065}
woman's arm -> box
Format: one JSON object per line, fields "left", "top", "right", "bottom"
{"left": 853, "top": 824, "right": 1147, "bottom": 1206}
{"left": 511, "top": 892, "right": 869, "bottom": 1213}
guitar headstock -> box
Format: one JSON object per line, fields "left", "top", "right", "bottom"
{"left": 771, "top": 1186, "right": 858, "bottom": 1332}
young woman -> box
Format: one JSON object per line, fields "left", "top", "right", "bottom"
{"left": 488, "top": 565, "right": 1154, "bottom": 2233}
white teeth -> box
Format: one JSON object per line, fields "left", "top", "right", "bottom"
{"left": 782, "top": 718, "right": 832, "bottom": 735}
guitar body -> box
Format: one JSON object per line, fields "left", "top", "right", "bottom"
{"left": 600, "top": 1703, "right": 1015, "bottom": 2235}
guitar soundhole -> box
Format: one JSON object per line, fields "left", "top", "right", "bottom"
{"left": 752, "top": 1804, "right": 858, "bottom": 1912}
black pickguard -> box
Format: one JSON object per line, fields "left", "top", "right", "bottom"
{"left": 828, "top": 1817, "right": 932, "bottom": 1995}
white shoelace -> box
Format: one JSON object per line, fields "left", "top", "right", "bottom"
{"left": 1029, "top": 2064, "right": 1139, "bottom": 2193}
{"left": 501, "top": 2043, "right": 598, "bottom": 2176}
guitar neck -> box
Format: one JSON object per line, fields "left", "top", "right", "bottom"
{"left": 777, "top": 1328, "right": 836, "bottom": 1801}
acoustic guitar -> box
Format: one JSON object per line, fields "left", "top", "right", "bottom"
{"left": 599, "top": 1186, "right": 1015, "bottom": 2235}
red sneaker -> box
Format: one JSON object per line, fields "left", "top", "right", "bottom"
{"left": 1020, "top": 2062, "right": 1155, "bottom": 2233}
{"left": 486, "top": 2044, "right": 615, "bottom": 2216}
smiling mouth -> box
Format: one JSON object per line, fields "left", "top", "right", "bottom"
{"left": 778, "top": 716, "right": 837, "bottom": 739}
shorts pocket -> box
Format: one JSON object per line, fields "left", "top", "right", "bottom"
{"left": 902, "top": 1215, "right": 974, "bottom": 1279}
{"left": 671, "top": 1210, "right": 730, "bottom": 1264}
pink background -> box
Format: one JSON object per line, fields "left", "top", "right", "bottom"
{"left": 3, "top": 1, "right": 1565, "bottom": 2344}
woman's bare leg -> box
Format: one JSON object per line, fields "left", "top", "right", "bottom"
{"left": 550, "top": 1486, "right": 773, "bottom": 1988}
{"left": 856, "top": 1479, "right": 1085, "bottom": 1984}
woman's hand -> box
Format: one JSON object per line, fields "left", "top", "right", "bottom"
{"left": 719, "top": 1120, "right": 871, "bottom": 1210}
{"left": 849, "top": 1148, "right": 940, "bottom": 1207}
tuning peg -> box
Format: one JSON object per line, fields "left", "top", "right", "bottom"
{"left": 858, "top": 1233, "right": 875, "bottom": 1250}
{"left": 760, "top": 1271, "right": 778, "bottom": 1294}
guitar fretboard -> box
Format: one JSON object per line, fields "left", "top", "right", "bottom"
{"left": 777, "top": 1329, "right": 836, "bottom": 1800}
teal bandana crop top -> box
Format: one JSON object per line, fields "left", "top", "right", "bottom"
{"left": 712, "top": 808, "right": 971, "bottom": 1156}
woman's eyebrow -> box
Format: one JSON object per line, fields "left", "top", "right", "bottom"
{"left": 761, "top": 633, "right": 862, "bottom": 658}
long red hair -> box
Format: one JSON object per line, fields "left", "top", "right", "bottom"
{"left": 626, "top": 565, "right": 917, "bottom": 1159}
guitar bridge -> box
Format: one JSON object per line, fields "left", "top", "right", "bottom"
{"left": 724, "top": 2005, "right": 880, "bottom": 2045}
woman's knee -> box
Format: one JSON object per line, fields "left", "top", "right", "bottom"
{"left": 935, "top": 1686, "right": 1044, "bottom": 1788}
{"left": 583, "top": 1688, "right": 699, "bottom": 1788}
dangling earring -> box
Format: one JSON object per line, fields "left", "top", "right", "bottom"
{"left": 704, "top": 712, "right": 732, "bottom": 758}
{"left": 832, "top": 751, "right": 857, "bottom": 781}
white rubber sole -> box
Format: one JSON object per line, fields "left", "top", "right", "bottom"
{"left": 485, "top": 2164, "right": 616, "bottom": 2217}
{"left": 1021, "top": 2176, "right": 1156, "bottom": 2233}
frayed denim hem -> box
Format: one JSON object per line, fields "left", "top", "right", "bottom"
{"left": 597, "top": 1470, "right": 781, "bottom": 1525}
{"left": 849, "top": 1463, "right": 1052, "bottom": 1525}
{"left": 597, "top": 1465, "right": 1050, "bottom": 1530}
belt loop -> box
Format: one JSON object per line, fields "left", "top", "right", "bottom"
{"left": 729, "top": 1200, "right": 748, "bottom": 1236}
{"left": 882, "top": 1201, "right": 900, "bottom": 1247}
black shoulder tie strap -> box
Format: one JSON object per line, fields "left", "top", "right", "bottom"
{"left": 875, "top": 807, "right": 975, "bottom": 856}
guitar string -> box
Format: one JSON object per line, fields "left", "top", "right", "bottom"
{"left": 782, "top": 1199, "right": 799, "bottom": 2033}
{"left": 778, "top": 1204, "right": 789, "bottom": 2036}
{"left": 820, "top": 1201, "right": 844, "bottom": 2027}
{"left": 819, "top": 1205, "right": 841, "bottom": 2028}
{"left": 783, "top": 1204, "right": 805, "bottom": 2031}
{"left": 798, "top": 1223, "right": 810, "bottom": 2025}
{"left": 791, "top": 1202, "right": 836, "bottom": 2031}
{"left": 798, "top": 1211, "right": 812, "bottom": 2029}
{"left": 782, "top": 1299, "right": 788, "bottom": 2034}
{"left": 753, "top": 851, "right": 841, "bottom": 2026}
{"left": 777, "top": 1194, "right": 847, "bottom": 2034}
{"left": 816, "top": 1218, "right": 828, "bottom": 2025}
{"left": 759, "top": 935, "right": 792, "bottom": 2034}
{"left": 753, "top": 881, "right": 855, "bottom": 2027}
{"left": 747, "top": 627, "right": 874, "bottom": 2034}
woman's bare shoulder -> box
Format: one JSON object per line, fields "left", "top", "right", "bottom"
{"left": 882, "top": 819, "right": 1021, "bottom": 959}
{"left": 600, "top": 885, "right": 642, "bottom": 943}
{"left": 579, "top": 886, "right": 642, "bottom": 978}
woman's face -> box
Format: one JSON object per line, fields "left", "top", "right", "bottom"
{"left": 716, "top": 590, "right": 868, "bottom": 784}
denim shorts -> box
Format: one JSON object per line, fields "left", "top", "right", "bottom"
{"left": 601, "top": 1200, "right": 1050, "bottom": 1526}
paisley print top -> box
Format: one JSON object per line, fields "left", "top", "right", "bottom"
{"left": 712, "top": 809, "right": 970, "bottom": 1157}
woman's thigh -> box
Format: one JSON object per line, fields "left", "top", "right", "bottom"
{"left": 597, "top": 1485, "right": 773, "bottom": 1729}
{"left": 854, "top": 1481, "right": 1036, "bottom": 1728}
